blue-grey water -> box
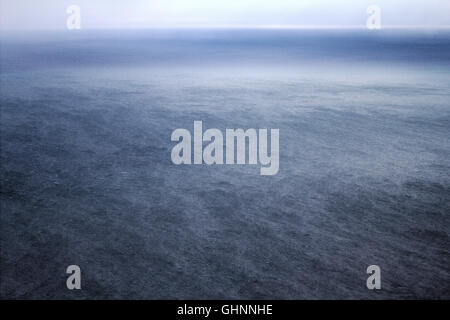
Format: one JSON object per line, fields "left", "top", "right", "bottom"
{"left": 1, "top": 29, "right": 449, "bottom": 299}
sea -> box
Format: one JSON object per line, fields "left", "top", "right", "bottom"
{"left": 1, "top": 29, "right": 449, "bottom": 299}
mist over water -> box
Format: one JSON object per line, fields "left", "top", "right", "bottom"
{"left": 1, "top": 30, "right": 450, "bottom": 299}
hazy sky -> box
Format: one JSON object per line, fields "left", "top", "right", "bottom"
{"left": 1, "top": 0, "right": 449, "bottom": 30}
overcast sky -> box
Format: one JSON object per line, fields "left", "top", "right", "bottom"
{"left": 1, "top": 0, "right": 449, "bottom": 30}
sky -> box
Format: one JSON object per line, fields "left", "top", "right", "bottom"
{"left": 1, "top": 0, "right": 449, "bottom": 30}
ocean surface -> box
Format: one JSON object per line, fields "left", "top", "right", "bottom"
{"left": 1, "top": 29, "right": 449, "bottom": 299}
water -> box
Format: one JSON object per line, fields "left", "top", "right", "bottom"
{"left": 1, "top": 29, "right": 449, "bottom": 299}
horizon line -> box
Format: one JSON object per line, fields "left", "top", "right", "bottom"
{"left": 2, "top": 24, "right": 450, "bottom": 32}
